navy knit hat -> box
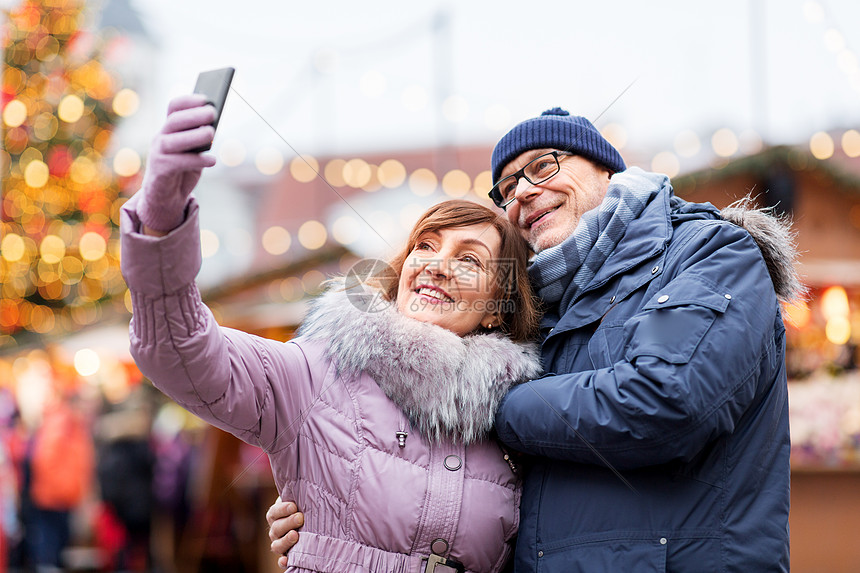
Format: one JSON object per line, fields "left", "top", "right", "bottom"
{"left": 491, "top": 108, "right": 626, "bottom": 183}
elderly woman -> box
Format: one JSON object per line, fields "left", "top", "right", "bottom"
{"left": 120, "top": 95, "right": 542, "bottom": 573}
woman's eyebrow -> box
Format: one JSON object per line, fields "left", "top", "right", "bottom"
{"left": 458, "top": 237, "right": 492, "bottom": 254}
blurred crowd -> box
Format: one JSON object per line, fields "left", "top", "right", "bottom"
{"left": 0, "top": 346, "right": 241, "bottom": 573}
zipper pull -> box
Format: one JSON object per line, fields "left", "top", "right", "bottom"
{"left": 396, "top": 430, "right": 408, "bottom": 448}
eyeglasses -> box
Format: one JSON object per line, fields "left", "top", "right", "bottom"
{"left": 488, "top": 151, "right": 574, "bottom": 209}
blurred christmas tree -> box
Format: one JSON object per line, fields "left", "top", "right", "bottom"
{"left": 1, "top": 0, "right": 139, "bottom": 351}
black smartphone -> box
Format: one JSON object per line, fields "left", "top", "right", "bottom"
{"left": 191, "top": 67, "right": 234, "bottom": 153}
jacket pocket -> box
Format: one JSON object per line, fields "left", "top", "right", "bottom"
{"left": 624, "top": 277, "right": 730, "bottom": 365}
{"left": 537, "top": 533, "right": 667, "bottom": 573}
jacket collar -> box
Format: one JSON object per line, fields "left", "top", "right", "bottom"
{"left": 538, "top": 179, "right": 675, "bottom": 331}
{"left": 297, "top": 282, "right": 542, "bottom": 444}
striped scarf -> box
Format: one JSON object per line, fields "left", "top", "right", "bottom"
{"left": 528, "top": 167, "right": 672, "bottom": 312}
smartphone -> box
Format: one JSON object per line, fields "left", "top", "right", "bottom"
{"left": 191, "top": 67, "right": 234, "bottom": 153}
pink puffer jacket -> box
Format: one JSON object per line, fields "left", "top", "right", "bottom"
{"left": 120, "top": 197, "right": 542, "bottom": 573}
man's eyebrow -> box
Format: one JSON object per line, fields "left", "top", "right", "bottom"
{"left": 502, "top": 149, "right": 550, "bottom": 176}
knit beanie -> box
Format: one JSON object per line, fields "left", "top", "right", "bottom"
{"left": 491, "top": 108, "right": 626, "bottom": 183}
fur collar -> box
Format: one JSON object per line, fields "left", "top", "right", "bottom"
{"left": 297, "top": 282, "right": 542, "bottom": 444}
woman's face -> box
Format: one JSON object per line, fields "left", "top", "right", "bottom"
{"left": 396, "top": 223, "right": 502, "bottom": 337}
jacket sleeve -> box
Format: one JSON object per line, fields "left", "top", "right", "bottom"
{"left": 120, "top": 195, "right": 314, "bottom": 452}
{"left": 495, "top": 220, "right": 781, "bottom": 469}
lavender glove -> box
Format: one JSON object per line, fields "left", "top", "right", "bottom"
{"left": 136, "top": 94, "right": 218, "bottom": 232}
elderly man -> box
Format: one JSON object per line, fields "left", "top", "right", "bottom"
{"left": 269, "top": 108, "right": 799, "bottom": 572}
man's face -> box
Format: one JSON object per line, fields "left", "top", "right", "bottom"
{"left": 500, "top": 149, "right": 611, "bottom": 252}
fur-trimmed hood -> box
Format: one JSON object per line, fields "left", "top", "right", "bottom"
{"left": 720, "top": 197, "right": 805, "bottom": 303}
{"left": 297, "top": 282, "right": 542, "bottom": 444}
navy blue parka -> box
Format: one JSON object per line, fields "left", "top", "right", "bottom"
{"left": 495, "top": 180, "right": 791, "bottom": 572}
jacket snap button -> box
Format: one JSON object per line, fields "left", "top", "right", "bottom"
{"left": 538, "top": 550, "right": 544, "bottom": 558}
{"left": 609, "top": 295, "right": 616, "bottom": 303}
{"left": 724, "top": 293, "right": 732, "bottom": 300}
{"left": 444, "top": 455, "right": 462, "bottom": 471}
{"left": 431, "top": 538, "right": 448, "bottom": 554}
{"left": 660, "top": 537, "right": 667, "bottom": 545}
{"left": 651, "top": 265, "right": 659, "bottom": 274}
{"left": 657, "top": 295, "right": 669, "bottom": 303}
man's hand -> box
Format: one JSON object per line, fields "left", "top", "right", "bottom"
{"left": 266, "top": 497, "right": 304, "bottom": 569}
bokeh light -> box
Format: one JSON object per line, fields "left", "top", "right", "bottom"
{"left": 256, "top": 147, "right": 284, "bottom": 175}
{"left": 825, "top": 316, "right": 851, "bottom": 345}
{"left": 3, "top": 99, "right": 28, "bottom": 127}
{"left": 58, "top": 94, "right": 84, "bottom": 123}
{"left": 39, "top": 235, "right": 65, "bottom": 264}
{"left": 809, "top": 131, "right": 835, "bottom": 160}
{"left": 74, "top": 348, "right": 101, "bottom": 377}
{"left": 601, "top": 123, "right": 627, "bottom": 151}
{"left": 290, "top": 155, "right": 319, "bottom": 183}
{"left": 24, "top": 159, "right": 50, "bottom": 188}
{"left": 112, "top": 88, "right": 140, "bottom": 117}
{"left": 219, "top": 139, "right": 246, "bottom": 167}
{"left": 473, "top": 171, "right": 493, "bottom": 197}
{"left": 323, "top": 159, "right": 346, "bottom": 187}
{"left": 332, "top": 216, "right": 361, "bottom": 245}
{"left": 113, "top": 147, "right": 141, "bottom": 177}
{"left": 442, "top": 169, "right": 471, "bottom": 198}
{"left": 821, "top": 285, "right": 849, "bottom": 320}
{"left": 841, "top": 130, "right": 860, "bottom": 158}
{"left": 651, "top": 151, "right": 680, "bottom": 178}
{"left": 343, "top": 158, "right": 372, "bottom": 188}
{"left": 262, "top": 226, "right": 291, "bottom": 255}
{"left": 711, "top": 128, "right": 739, "bottom": 157}
{"left": 1, "top": 234, "right": 26, "bottom": 262}
{"left": 79, "top": 232, "right": 107, "bottom": 261}
{"left": 298, "top": 220, "right": 327, "bottom": 250}
{"left": 378, "top": 159, "right": 406, "bottom": 188}
{"left": 409, "top": 168, "right": 437, "bottom": 196}
{"left": 200, "top": 229, "right": 219, "bottom": 258}
{"left": 674, "top": 130, "right": 701, "bottom": 157}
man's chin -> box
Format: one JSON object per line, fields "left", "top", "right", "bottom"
{"left": 529, "top": 230, "right": 565, "bottom": 253}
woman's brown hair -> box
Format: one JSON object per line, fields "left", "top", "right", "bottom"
{"left": 382, "top": 199, "right": 540, "bottom": 342}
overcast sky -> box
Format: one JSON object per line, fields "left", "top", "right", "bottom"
{"left": 123, "top": 0, "right": 860, "bottom": 166}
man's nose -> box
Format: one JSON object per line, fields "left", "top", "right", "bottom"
{"left": 513, "top": 176, "right": 541, "bottom": 202}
